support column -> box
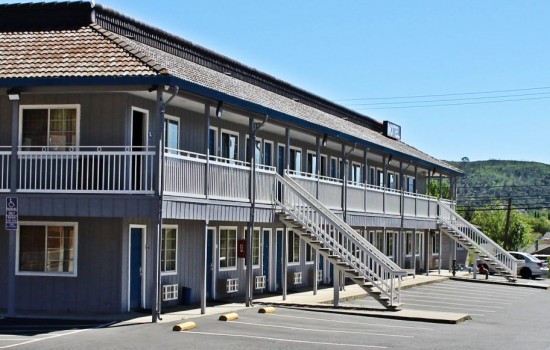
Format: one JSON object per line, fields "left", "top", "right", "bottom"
{"left": 333, "top": 266, "right": 340, "bottom": 307}
{"left": 152, "top": 87, "right": 165, "bottom": 323}
{"left": 201, "top": 222, "right": 208, "bottom": 314}
{"left": 412, "top": 228, "right": 417, "bottom": 275}
{"left": 7, "top": 96, "right": 19, "bottom": 317}
{"left": 204, "top": 103, "right": 211, "bottom": 198}
{"left": 424, "top": 230, "right": 430, "bottom": 276}
{"left": 313, "top": 250, "right": 319, "bottom": 295}
{"left": 316, "top": 136, "right": 321, "bottom": 199}
{"left": 282, "top": 227, "right": 288, "bottom": 300}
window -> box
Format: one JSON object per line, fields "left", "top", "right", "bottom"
{"left": 352, "top": 163, "right": 362, "bottom": 183}
{"left": 432, "top": 233, "right": 440, "bottom": 254}
{"left": 288, "top": 231, "right": 300, "bottom": 264}
{"left": 21, "top": 105, "right": 79, "bottom": 150}
{"left": 161, "top": 226, "right": 177, "bottom": 274}
{"left": 264, "top": 141, "right": 273, "bottom": 166}
{"left": 386, "top": 231, "right": 394, "bottom": 257}
{"left": 330, "top": 157, "right": 339, "bottom": 178}
{"left": 208, "top": 127, "right": 218, "bottom": 156}
{"left": 320, "top": 155, "right": 327, "bottom": 176}
{"left": 164, "top": 115, "right": 180, "bottom": 153}
{"left": 246, "top": 136, "right": 262, "bottom": 164}
{"left": 376, "top": 231, "right": 384, "bottom": 251}
{"left": 369, "top": 167, "right": 375, "bottom": 185}
{"left": 277, "top": 144, "right": 285, "bottom": 175}
{"left": 388, "top": 172, "right": 395, "bottom": 189}
{"left": 407, "top": 176, "right": 416, "bottom": 193}
{"left": 244, "top": 228, "right": 261, "bottom": 267}
{"left": 305, "top": 243, "right": 314, "bottom": 263}
{"left": 221, "top": 130, "right": 239, "bottom": 161}
{"left": 406, "top": 232, "right": 413, "bottom": 255}
{"left": 219, "top": 228, "right": 237, "bottom": 269}
{"left": 307, "top": 152, "right": 317, "bottom": 175}
{"left": 377, "top": 169, "right": 384, "bottom": 187}
{"left": 289, "top": 147, "right": 302, "bottom": 172}
{"left": 18, "top": 222, "right": 77, "bottom": 276}
{"left": 415, "top": 232, "right": 423, "bottom": 255}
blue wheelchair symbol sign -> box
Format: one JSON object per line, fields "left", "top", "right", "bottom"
{"left": 5, "top": 197, "right": 18, "bottom": 230}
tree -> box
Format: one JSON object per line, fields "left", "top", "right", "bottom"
{"left": 427, "top": 179, "right": 451, "bottom": 199}
{"left": 461, "top": 157, "right": 470, "bottom": 162}
{"left": 471, "top": 202, "right": 536, "bottom": 250}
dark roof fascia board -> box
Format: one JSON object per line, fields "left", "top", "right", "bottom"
{"left": 0, "top": 75, "right": 462, "bottom": 176}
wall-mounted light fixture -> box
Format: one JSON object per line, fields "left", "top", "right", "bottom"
{"left": 387, "top": 154, "right": 393, "bottom": 165}
{"left": 7, "top": 89, "right": 20, "bottom": 101}
{"left": 322, "top": 133, "right": 328, "bottom": 147}
{"left": 431, "top": 168, "right": 436, "bottom": 176}
{"left": 215, "top": 101, "right": 223, "bottom": 118}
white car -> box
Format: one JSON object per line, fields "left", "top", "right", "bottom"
{"left": 509, "top": 252, "right": 549, "bottom": 279}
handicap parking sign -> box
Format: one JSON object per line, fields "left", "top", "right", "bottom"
{"left": 5, "top": 197, "right": 18, "bottom": 230}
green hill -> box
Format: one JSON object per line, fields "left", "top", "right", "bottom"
{"left": 447, "top": 160, "right": 550, "bottom": 212}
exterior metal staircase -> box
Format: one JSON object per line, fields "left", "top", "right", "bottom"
{"left": 438, "top": 201, "right": 518, "bottom": 282}
{"left": 274, "top": 173, "right": 407, "bottom": 310}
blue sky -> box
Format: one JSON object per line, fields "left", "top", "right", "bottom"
{"left": 19, "top": 0, "right": 550, "bottom": 164}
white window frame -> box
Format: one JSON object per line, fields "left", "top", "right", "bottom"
{"left": 209, "top": 126, "right": 218, "bottom": 157}
{"left": 305, "top": 242, "right": 314, "bottom": 265}
{"left": 221, "top": 129, "right": 239, "bottom": 161}
{"left": 19, "top": 104, "right": 81, "bottom": 150}
{"left": 288, "top": 231, "right": 301, "bottom": 265}
{"left": 130, "top": 106, "right": 149, "bottom": 147}
{"left": 320, "top": 154, "right": 328, "bottom": 177}
{"left": 307, "top": 151, "right": 317, "bottom": 176}
{"left": 244, "top": 227, "right": 261, "bottom": 269}
{"left": 161, "top": 225, "right": 178, "bottom": 276}
{"left": 289, "top": 146, "right": 303, "bottom": 173}
{"left": 277, "top": 143, "right": 285, "bottom": 175}
{"left": 245, "top": 134, "right": 263, "bottom": 165}
{"left": 219, "top": 226, "right": 238, "bottom": 271}
{"left": 329, "top": 157, "right": 340, "bottom": 179}
{"left": 386, "top": 231, "right": 394, "bottom": 258}
{"left": 263, "top": 140, "right": 274, "bottom": 166}
{"left": 164, "top": 114, "right": 180, "bottom": 153}
{"left": 16, "top": 221, "right": 79, "bottom": 277}
{"left": 351, "top": 161, "right": 362, "bottom": 183}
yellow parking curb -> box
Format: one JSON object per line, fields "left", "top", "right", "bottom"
{"left": 172, "top": 321, "right": 196, "bottom": 332}
{"left": 258, "top": 307, "right": 276, "bottom": 314}
{"left": 218, "top": 312, "right": 239, "bottom": 321}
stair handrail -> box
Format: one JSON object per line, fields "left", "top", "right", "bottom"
{"left": 275, "top": 174, "right": 406, "bottom": 274}
{"left": 438, "top": 200, "right": 517, "bottom": 277}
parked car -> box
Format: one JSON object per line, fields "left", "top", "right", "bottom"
{"left": 509, "top": 252, "right": 549, "bottom": 279}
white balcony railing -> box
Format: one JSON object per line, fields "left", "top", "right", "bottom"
{"left": 0, "top": 147, "right": 10, "bottom": 192}
{"left": 286, "top": 170, "right": 441, "bottom": 219}
{"left": 17, "top": 146, "right": 155, "bottom": 194}
{"left": 163, "top": 149, "right": 276, "bottom": 203}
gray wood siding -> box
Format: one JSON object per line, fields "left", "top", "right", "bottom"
{"left": 163, "top": 200, "right": 274, "bottom": 222}
{"left": 0, "top": 218, "right": 7, "bottom": 311}
{"left": 0, "top": 96, "right": 12, "bottom": 146}
{"left": 12, "top": 195, "right": 157, "bottom": 218}
{"left": 13, "top": 218, "right": 123, "bottom": 314}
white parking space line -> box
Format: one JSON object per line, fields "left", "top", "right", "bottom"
{"left": 402, "top": 297, "right": 504, "bottom": 309}
{"left": 427, "top": 283, "right": 538, "bottom": 296}
{"left": 0, "top": 321, "right": 114, "bottom": 349}
{"left": 184, "top": 331, "right": 388, "bottom": 348}
{"left": 402, "top": 290, "right": 513, "bottom": 305}
{"left": 402, "top": 302, "right": 493, "bottom": 316}
{"left": 267, "top": 313, "right": 434, "bottom": 331}
{"left": 230, "top": 321, "right": 414, "bottom": 338}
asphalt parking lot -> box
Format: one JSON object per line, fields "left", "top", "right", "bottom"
{"left": 1, "top": 279, "right": 549, "bottom": 349}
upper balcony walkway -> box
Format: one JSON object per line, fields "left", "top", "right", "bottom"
{"left": 0, "top": 146, "right": 452, "bottom": 221}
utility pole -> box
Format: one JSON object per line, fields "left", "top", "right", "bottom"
{"left": 503, "top": 198, "right": 512, "bottom": 251}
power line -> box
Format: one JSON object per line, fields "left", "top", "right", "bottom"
{"left": 343, "top": 91, "right": 550, "bottom": 107}
{"left": 352, "top": 95, "right": 550, "bottom": 110}
{"left": 456, "top": 184, "right": 550, "bottom": 189}
{"left": 333, "top": 85, "right": 550, "bottom": 102}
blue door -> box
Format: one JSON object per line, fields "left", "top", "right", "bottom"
{"left": 129, "top": 227, "right": 143, "bottom": 310}
{"left": 262, "top": 230, "right": 270, "bottom": 289}
{"left": 276, "top": 230, "right": 282, "bottom": 290}
{"left": 207, "top": 228, "right": 214, "bottom": 300}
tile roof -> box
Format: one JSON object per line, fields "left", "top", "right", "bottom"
{"left": 0, "top": 25, "right": 161, "bottom": 78}
{"left": 112, "top": 31, "right": 459, "bottom": 173}
{"left": 0, "top": 1, "right": 462, "bottom": 174}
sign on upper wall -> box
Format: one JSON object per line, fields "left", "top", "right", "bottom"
{"left": 383, "top": 121, "right": 401, "bottom": 141}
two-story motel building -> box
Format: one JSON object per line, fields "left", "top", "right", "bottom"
{"left": 1, "top": 1, "right": 516, "bottom": 320}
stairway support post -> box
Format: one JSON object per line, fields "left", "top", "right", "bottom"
{"left": 333, "top": 265, "right": 340, "bottom": 307}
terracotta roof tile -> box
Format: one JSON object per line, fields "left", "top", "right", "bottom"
{"left": 0, "top": 25, "right": 159, "bottom": 78}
